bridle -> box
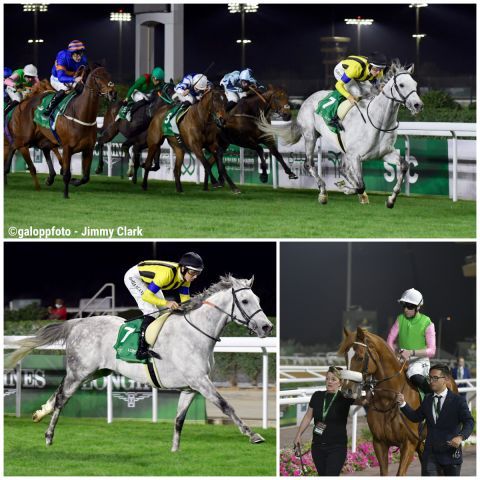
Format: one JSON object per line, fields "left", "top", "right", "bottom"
{"left": 184, "top": 286, "right": 263, "bottom": 342}
{"left": 366, "top": 71, "right": 417, "bottom": 132}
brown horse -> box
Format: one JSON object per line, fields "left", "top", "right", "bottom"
{"left": 8, "top": 66, "right": 116, "bottom": 198}
{"left": 338, "top": 327, "right": 458, "bottom": 476}
{"left": 95, "top": 83, "right": 175, "bottom": 180}
{"left": 4, "top": 79, "right": 63, "bottom": 189}
{"left": 143, "top": 87, "right": 238, "bottom": 193}
{"left": 219, "top": 85, "right": 297, "bottom": 184}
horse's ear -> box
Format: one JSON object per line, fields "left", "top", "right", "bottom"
{"left": 356, "top": 326, "right": 366, "bottom": 340}
{"left": 406, "top": 63, "right": 415, "bottom": 74}
{"left": 248, "top": 275, "right": 255, "bottom": 287}
{"left": 343, "top": 327, "right": 350, "bottom": 337}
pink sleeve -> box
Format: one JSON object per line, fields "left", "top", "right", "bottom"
{"left": 386, "top": 320, "right": 399, "bottom": 351}
{"left": 425, "top": 323, "right": 436, "bottom": 357}
{"left": 4, "top": 77, "right": 16, "bottom": 87}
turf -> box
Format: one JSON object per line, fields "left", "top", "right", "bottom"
{"left": 4, "top": 416, "right": 276, "bottom": 476}
{"left": 4, "top": 173, "right": 475, "bottom": 238}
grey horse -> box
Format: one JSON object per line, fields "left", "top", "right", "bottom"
{"left": 258, "top": 61, "right": 423, "bottom": 207}
{"left": 5, "top": 275, "right": 273, "bottom": 451}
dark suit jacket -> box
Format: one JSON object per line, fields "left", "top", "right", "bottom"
{"left": 401, "top": 390, "right": 474, "bottom": 465}
{"left": 452, "top": 366, "right": 471, "bottom": 391}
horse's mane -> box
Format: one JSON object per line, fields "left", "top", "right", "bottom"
{"left": 181, "top": 274, "right": 245, "bottom": 313}
{"left": 27, "top": 79, "right": 54, "bottom": 97}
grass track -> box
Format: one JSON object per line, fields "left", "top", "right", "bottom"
{"left": 4, "top": 416, "right": 276, "bottom": 476}
{"left": 4, "top": 174, "right": 475, "bottom": 238}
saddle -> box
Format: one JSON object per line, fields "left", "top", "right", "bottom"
{"left": 33, "top": 91, "right": 77, "bottom": 130}
{"left": 145, "top": 311, "right": 172, "bottom": 347}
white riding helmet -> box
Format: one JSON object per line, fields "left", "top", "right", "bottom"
{"left": 23, "top": 64, "right": 38, "bottom": 77}
{"left": 192, "top": 74, "right": 208, "bottom": 92}
{"left": 239, "top": 68, "right": 254, "bottom": 82}
{"left": 398, "top": 288, "right": 423, "bottom": 307}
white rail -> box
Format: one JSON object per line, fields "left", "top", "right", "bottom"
{"left": 5, "top": 336, "right": 276, "bottom": 429}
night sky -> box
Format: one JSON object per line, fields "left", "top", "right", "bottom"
{"left": 281, "top": 242, "right": 475, "bottom": 355}
{"left": 3, "top": 3, "right": 476, "bottom": 92}
{"left": 4, "top": 242, "right": 277, "bottom": 316}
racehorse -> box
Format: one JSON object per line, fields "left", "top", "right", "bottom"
{"left": 258, "top": 61, "right": 423, "bottom": 207}
{"left": 11, "top": 66, "right": 116, "bottom": 198}
{"left": 95, "top": 83, "right": 175, "bottom": 181}
{"left": 4, "top": 79, "right": 63, "bottom": 189}
{"left": 5, "top": 275, "right": 273, "bottom": 451}
{"left": 143, "top": 87, "right": 238, "bottom": 193}
{"left": 219, "top": 85, "right": 296, "bottom": 184}
{"left": 338, "top": 327, "right": 458, "bottom": 476}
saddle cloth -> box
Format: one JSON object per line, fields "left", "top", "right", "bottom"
{"left": 162, "top": 104, "right": 190, "bottom": 136}
{"left": 33, "top": 91, "right": 76, "bottom": 130}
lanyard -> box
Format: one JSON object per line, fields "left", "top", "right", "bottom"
{"left": 322, "top": 391, "right": 338, "bottom": 421}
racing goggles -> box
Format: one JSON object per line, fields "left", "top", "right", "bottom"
{"left": 401, "top": 302, "right": 418, "bottom": 310}
{"left": 186, "top": 268, "right": 202, "bottom": 277}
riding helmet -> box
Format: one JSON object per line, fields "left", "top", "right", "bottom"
{"left": 151, "top": 67, "right": 165, "bottom": 81}
{"left": 68, "top": 40, "right": 86, "bottom": 53}
{"left": 179, "top": 252, "right": 204, "bottom": 272}
{"left": 398, "top": 288, "right": 423, "bottom": 307}
{"left": 368, "top": 52, "right": 388, "bottom": 69}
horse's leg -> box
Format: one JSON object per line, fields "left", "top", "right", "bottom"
{"left": 95, "top": 122, "right": 118, "bottom": 175}
{"left": 33, "top": 380, "right": 62, "bottom": 422}
{"left": 303, "top": 132, "right": 327, "bottom": 204}
{"left": 131, "top": 145, "right": 143, "bottom": 184}
{"left": 41, "top": 148, "right": 56, "bottom": 186}
{"left": 210, "top": 146, "right": 240, "bottom": 194}
{"left": 266, "top": 141, "right": 298, "bottom": 180}
{"left": 338, "top": 154, "right": 368, "bottom": 203}
{"left": 52, "top": 147, "right": 64, "bottom": 175}
{"left": 142, "top": 141, "right": 161, "bottom": 191}
{"left": 71, "top": 149, "right": 93, "bottom": 186}
{"left": 173, "top": 145, "right": 185, "bottom": 193}
{"left": 254, "top": 146, "right": 269, "bottom": 184}
{"left": 19, "top": 147, "right": 40, "bottom": 191}
{"left": 190, "top": 376, "right": 264, "bottom": 444}
{"left": 4, "top": 147, "right": 15, "bottom": 184}
{"left": 151, "top": 146, "right": 161, "bottom": 171}
{"left": 372, "top": 439, "right": 390, "bottom": 476}
{"left": 384, "top": 148, "right": 408, "bottom": 209}
{"left": 62, "top": 146, "right": 73, "bottom": 199}
{"left": 396, "top": 441, "right": 416, "bottom": 476}
{"left": 44, "top": 375, "right": 83, "bottom": 446}
{"left": 171, "top": 390, "right": 196, "bottom": 452}
{"left": 190, "top": 146, "right": 219, "bottom": 191}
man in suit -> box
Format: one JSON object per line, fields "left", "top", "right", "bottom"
{"left": 451, "top": 357, "right": 471, "bottom": 398}
{"left": 396, "top": 364, "right": 474, "bottom": 476}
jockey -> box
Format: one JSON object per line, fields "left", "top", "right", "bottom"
{"left": 334, "top": 51, "right": 388, "bottom": 105}
{"left": 4, "top": 64, "right": 40, "bottom": 115}
{"left": 43, "top": 39, "right": 89, "bottom": 117}
{"left": 123, "top": 66, "right": 165, "bottom": 120}
{"left": 124, "top": 252, "right": 204, "bottom": 360}
{"left": 387, "top": 288, "right": 435, "bottom": 394}
{"left": 173, "top": 73, "right": 210, "bottom": 108}
{"left": 220, "top": 67, "right": 259, "bottom": 110}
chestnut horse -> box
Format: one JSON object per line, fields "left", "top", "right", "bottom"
{"left": 4, "top": 79, "right": 63, "bottom": 189}
{"left": 143, "top": 87, "right": 238, "bottom": 193}
{"left": 7, "top": 66, "right": 116, "bottom": 198}
{"left": 95, "top": 83, "right": 175, "bottom": 181}
{"left": 220, "top": 85, "right": 296, "bottom": 184}
{"left": 338, "top": 327, "right": 458, "bottom": 476}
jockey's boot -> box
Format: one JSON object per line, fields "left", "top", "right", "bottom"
{"left": 136, "top": 315, "right": 156, "bottom": 360}
{"left": 410, "top": 374, "right": 432, "bottom": 394}
{"left": 329, "top": 114, "right": 344, "bottom": 131}
{"left": 130, "top": 99, "right": 149, "bottom": 119}
{"left": 43, "top": 90, "right": 66, "bottom": 118}
{"left": 4, "top": 100, "right": 19, "bottom": 116}
{"left": 226, "top": 100, "right": 237, "bottom": 112}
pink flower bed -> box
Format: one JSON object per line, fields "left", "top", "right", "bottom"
{"left": 280, "top": 442, "right": 403, "bottom": 476}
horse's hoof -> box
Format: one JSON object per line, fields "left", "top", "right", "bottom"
{"left": 151, "top": 165, "right": 160, "bottom": 172}
{"left": 127, "top": 167, "right": 134, "bottom": 176}
{"left": 45, "top": 434, "right": 53, "bottom": 446}
{"left": 259, "top": 173, "right": 268, "bottom": 183}
{"left": 358, "top": 193, "right": 370, "bottom": 205}
{"left": 250, "top": 433, "right": 265, "bottom": 444}
{"left": 95, "top": 168, "right": 103, "bottom": 175}
{"left": 386, "top": 201, "right": 395, "bottom": 209}
{"left": 318, "top": 193, "right": 328, "bottom": 204}
{"left": 32, "top": 411, "right": 41, "bottom": 423}
{"left": 45, "top": 177, "right": 54, "bottom": 186}
{"left": 288, "top": 172, "right": 298, "bottom": 180}
{"left": 232, "top": 189, "right": 242, "bottom": 195}
{"left": 211, "top": 182, "right": 222, "bottom": 189}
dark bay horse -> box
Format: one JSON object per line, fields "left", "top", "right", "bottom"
{"left": 338, "top": 327, "right": 458, "bottom": 476}
{"left": 11, "top": 66, "right": 116, "bottom": 198}
{"left": 144, "top": 87, "right": 238, "bottom": 193}
{"left": 4, "top": 80, "right": 63, "bottom": 189}
{"left": 219, "top": 85, "right": 297, "bottom": 183}
{"left": 95, "top": 83, "right": 175, "bottom": 181}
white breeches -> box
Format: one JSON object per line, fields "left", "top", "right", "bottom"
{"left": 406, "top": 357, "right": 430, "bottom": 378}
{"left": 132, "top": 90, "right": 150, "bottom": 102}
{"left": 124, "top": 266, "right": 164, "bottom": 318}
{"left": 50, "top": 75, "right": 70, "bottom": 92}
{"left": 6, "top": 86, "right": 22, "bottom": 102}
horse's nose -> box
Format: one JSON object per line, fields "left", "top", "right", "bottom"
{"left": 262, "top": 324, "right": 272, "bottom": 335}
{"left": 415, "top": 102, "right": 423, "bottom": 112}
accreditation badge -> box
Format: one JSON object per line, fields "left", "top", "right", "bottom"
{"left": 313, "top": 421, "right": 327, "bottom": 435}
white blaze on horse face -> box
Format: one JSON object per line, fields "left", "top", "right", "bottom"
{"left": 347, "top": 346, "right": 355, "bottom": 370}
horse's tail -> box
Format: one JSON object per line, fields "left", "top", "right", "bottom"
{"left": 256, "top": 111, "right": 302, "bottom": 145}
{"left": 4, "top": 321, "right": 77, "bottom": 369}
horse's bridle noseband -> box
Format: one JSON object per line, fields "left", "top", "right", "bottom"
{"left": 366, "top": 71, "right": 418, "bottom": 132}
{"left": 184, "top": 286, "right": 263, "bottom": 342}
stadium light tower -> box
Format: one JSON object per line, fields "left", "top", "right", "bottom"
{"left": 110, "top": 10, "right": 132, "bottom": 83}
{"left": 410, "top": 3, "right": 428, "bottom": 74}
{"left": 23, "top": 3, "right": 48, "bottom": 67}
{"left": 228, "top": 3, "right": 259, "bottom": 69}
{"left": 344, "top": 17, "right": 374, "bottom": 52}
